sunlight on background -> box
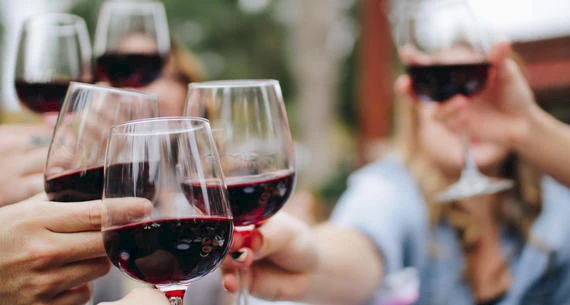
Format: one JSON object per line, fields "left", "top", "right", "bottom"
{"left": 468, "top": 0, "right": 570, "bottom": 41}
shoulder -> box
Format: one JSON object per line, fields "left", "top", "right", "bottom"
{"left": 347, "top": 156, "right": 419, "bottom": 194}
{"left": 331, "top": 156, "right": 426, "bottom": 223}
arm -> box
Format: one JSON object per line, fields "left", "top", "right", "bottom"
{"left": 221, "top": 213, "right": 384, "bottom": 305}
{"left": 510, "top": 104, "right": 570, "bottom": 187}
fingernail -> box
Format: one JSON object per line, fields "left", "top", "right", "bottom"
{"left": 231, "top": 249, "right": 247, "bottom": 262}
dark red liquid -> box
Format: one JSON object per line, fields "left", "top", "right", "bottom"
{"left": 103, "top": 161, "right": 156, "bottom": 201}
{"left": 15, "top": 80, "right": 70, "bottom": 113}
{"left": 184, "top": 171, "right": 295, "bottom": 227}
{"left": 95, "top": 53, "right": 165, "bottom": 87}
{"left": 45, "top": 162, "right": 155, "bottom": 202}
{"left": 407, "top": 63, "right": 490, "bottom": 102}
{"left": 103, "top": 217, "right": 233, "bottom": 285}
{"left": 45, "top": 166, "right": 104, "bottom": 202}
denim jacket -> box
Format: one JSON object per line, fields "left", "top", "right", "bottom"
{"left": 331, "top": 157, "right": 570, "bottom": 305}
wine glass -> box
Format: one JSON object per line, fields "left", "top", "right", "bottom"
{"left": 390, "top": 0, "right": 513, "bottom": 203}
{"left": 14, "top": 13, "right": 92, "bottom": 123}
{"left": 44, "top": 82, "right": 159, "bottom": 202}
{"left": 102, "top": 117, "right": 233, "bottom": 305}
{"left": 185, "top": 80, "right": 296, "bottom": 305}
{"left": 94, "top": 0, "right": 170, "bottom": 88}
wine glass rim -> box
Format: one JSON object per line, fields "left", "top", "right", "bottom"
{"left": 23, "top": 12, "right": 86, "bottom": 28}
{"left": 188, "top": 79, "right": 279, "bottom": 89}
{"left": 68, "top": 82, "right": 158, "bottom": 100}
{"left": 110, "top": 116, "right": 211, "bottom": 136}
{"left": 100, "top": 0, "right": 166, "bottom": 10}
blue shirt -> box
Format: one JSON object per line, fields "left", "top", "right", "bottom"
{"left": 331, "top": 157, "right": 570, "bottom": 305}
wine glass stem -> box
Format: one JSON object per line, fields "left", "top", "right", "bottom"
{"left": 237, "top": 267, "right": 251, "bottom": 305}
{"left": 461, "top": 130, "right": 481, "bottom": 178}
{"left": 167, "top": 296, "right": 184, "bottom": 305}
{"left": 160, "top": 286, "right": 187, "bottom": 305}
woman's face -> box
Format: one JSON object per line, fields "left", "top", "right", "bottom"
{"left": 115, "top": 33, "right": 188, "bottom": 116}
{"left": 417, "top": 101, "right": 509, "bottom": 177}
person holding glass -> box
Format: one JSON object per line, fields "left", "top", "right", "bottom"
{"left": 425, "top": 41, "right": 570, "bottom": 190}
{"left": 218, "top": 2, "right": 570, "bottom": 305}
{"left": 92, "top": 0, "right": 205, "bottom": 117}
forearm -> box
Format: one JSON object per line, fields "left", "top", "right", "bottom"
{"left": 512, "top": 104, "right": 570, "bottom": 187}
{"left": 302, "top": 223, "right": 384, "bottom": 305}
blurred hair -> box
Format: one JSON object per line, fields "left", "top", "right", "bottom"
{"left": 391, "top": 57, "right": 542, "bottom": 252}
{"left": 168, "top": 37, "right": 206, "bottom": 84}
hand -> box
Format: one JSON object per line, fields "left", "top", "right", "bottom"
{"left": 0, "top": 196, "right": 151, "bottom": 305}
{"left": 396, "top": 42, "right": 538, "bottom": 147}
{"left": 220, "top": 212, "right": 318, "bottom": 301}
{"left": 97, "top": 288, "right": 169, "bottom": 305}
{"left": 0, "top": 124, "right": 52, "bottom": 206}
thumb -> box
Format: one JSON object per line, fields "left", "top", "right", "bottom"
{"left": 488, "top": 41, "right": 512, "bottom": 81}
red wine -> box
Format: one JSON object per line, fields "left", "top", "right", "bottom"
{"left": 95, "top": 53, "right": 165, "bottom": 87}
{"left": 103, "top": 161, "right": 157, "bottom": 201}
{"left": 184, "top": 171, "right": 296, "bottom": 227}
{"left": 15, "top": 80, "right": 70, "bottom": 113}
{"left": 45, "top": 162, "right": 155, "bottom": 202}
{"left": 103, "top": 217, "right": 233, "bottom": 285}
{"left": 406, "top": 63, "right": 490, "bottom": 102}
{"left": 45, "top": 166, "right": 104, "bottom": 202}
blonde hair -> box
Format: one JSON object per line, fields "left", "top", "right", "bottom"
{"left": 168, "top": 38, "right": 206, "bottom": 84}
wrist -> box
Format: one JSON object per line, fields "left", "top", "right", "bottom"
{"left": 508, "top": 102, "right": 547, "bottom": 152}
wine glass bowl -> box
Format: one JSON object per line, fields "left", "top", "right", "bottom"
{"left": 44, "top": 82, "right": 159, "bottom": 202}
{"left": 390, "top": 0, "right": 513, "bottom": 202}
{"left": 102, "top": 117, "right": 233, "bottom": 304}
{"left": 185, "top": 79, "right": 296, "bottom": 305}
{"left": 185, "top": 80, "right": 296, "bottom": 228}
{"left": 15, "top": 13, "right": 92, "bottom": 115}
{"left": 94, "top": 0, "right": 170, "bottom": 87}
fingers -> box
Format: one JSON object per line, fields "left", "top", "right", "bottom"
{"left": 44, "top": 200, "right": 104, "bottom": 233}
{"left": 49, "top": 284, "right": 91, "bottom": 305}
{"left": 99, "top": 287, "right": 169, "bottom": 305}
{"left": 7, "top": 174, "right": 45, "bottom": 206}
{"left": 0, "top": 124, "right": 52, "bottom": 154}
{"left": 488, "top": 41, "right": 511, "bottom": 69}
{"left": 101, "top": 197, "right": 154, "bottom": 227}
{"left": 433, "top": 95, "right": 469, "bottom": 131}
{"left": 394, "top": 74, "right": 416, "bottom": 101}
{"left": 52, "top": 231, "right": 107, "bottom": 264}
{"left": 19, "top": 146, "right": 49, "bottom": 175}
{"left": 248, "top": 260, "right": 311, "bottom": 301}
{"left": 255, "top": 213, "right": 317, "bottom": 272}
{"left": 398, "top": 44, "right": 432, "bottom": 66}
{"left": 37, "top": 257, "right": 110, "bottom": 299}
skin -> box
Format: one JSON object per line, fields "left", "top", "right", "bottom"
{"left": 218, "top": 43, "right": 523, "bottom": 305}
{"left": 427, "top": 42, "right": 570, "bottom": 188}
{"left": 0, "top": 196, "right": 151, "bottom": 305}
{"left": 115, "top": 33, "right": 188, "bottom": 117}
{"left": 0, "top": 124, "right": 52, "bottom": 207}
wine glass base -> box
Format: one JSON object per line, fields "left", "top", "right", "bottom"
{"left": 436, "top": 176, "right": 514, "bottom": 203}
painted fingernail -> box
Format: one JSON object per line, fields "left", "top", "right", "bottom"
{"left": 231, "top": 249, "right": 247, "bottom": 262}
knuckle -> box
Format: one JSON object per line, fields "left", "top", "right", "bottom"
{"left": 25, "top": 243, "right": 59, "bottom": 270}
{"left": 88, "top": 202, "right": 103, "bottom": 228}
{"left": 27, "top": 274, "right": 63, "bottom": 299}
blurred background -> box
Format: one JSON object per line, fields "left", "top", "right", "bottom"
{"left": 1, "top": 0, "right": 570, "bottom": 218}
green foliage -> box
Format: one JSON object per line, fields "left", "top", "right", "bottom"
{"left": 70, "top": 0, "right": 294, "bottom": 98}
